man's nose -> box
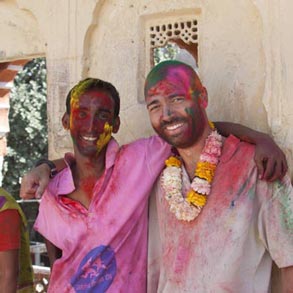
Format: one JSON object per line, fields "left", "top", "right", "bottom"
{"left": 161, "top": 104, "right": 173, "bottom": 121}
{"left": 86, "top": 116, "right": 98, "bottom": 132}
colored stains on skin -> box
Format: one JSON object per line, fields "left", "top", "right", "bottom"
{"left": 96, "top": 122, "right": 113, "bottom": 153}
{"left": 69, "top": 79, "right": 94, "bottom": 129}
{"left": 145, "top": 61, "right": 204, "bottom": 104}
{"left": 80, "top": 176, "right": 97, "bottom": 199}
{"left": 185, "top": 107, "right": 195, "bottom": 117}
{"left": 146, "top": 66, "right": 195, "bottom": 101}
{"left": 69, "top": 90, "right": 115, "bottom": 156}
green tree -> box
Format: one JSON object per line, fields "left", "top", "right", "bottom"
{"left": 2, "top": 58, "right": 48, "bottom": 199}
{"left": 153, "top": 43, "right": 179, "bottom": 65}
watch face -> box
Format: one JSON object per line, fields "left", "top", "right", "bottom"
{"left": 50, "top": 168, "right": 58, "bottom": 178}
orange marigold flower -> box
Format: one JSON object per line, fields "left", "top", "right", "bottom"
{"left": 165, "top": 156, "right": 181, "bottom": 167}
{"left": 209, "top": 121, "right": 215, "bottom": 129}
{"left": 195, "top": 161, "right": 216, "bottom": 182}
{"left": 186, "top": 190, "right": 207, "bottom": 207}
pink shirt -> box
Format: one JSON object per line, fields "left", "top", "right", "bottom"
{"left": 148, "top": 135, "right": 293, "bottom": 293}
{"left": 34, "top": 136, "right": 170, "bottom": 293}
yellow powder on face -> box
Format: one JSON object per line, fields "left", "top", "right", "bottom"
{"left": 96, "top": 122, "right": 113, "bottom": 153}
{"left": 69, "top": 79, "right": 94, "bottom": 129}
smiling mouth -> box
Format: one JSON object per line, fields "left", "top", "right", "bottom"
{"left": 165, "top": 122, "right": 184, "bottom": 131}
{"left": 81, "top": 135, "right": 98, "bottom": 142}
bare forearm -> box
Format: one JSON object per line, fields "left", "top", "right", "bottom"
{"left": 214, "top": 121, "right": 287, "bottom": 181}
{"left": 20, "top": 157, "right": 68, "bottom": 199}
{"left": 214, "top": 121, "right": 269, "bottom": 144}
{"left": 0, "top": 274, "right": 18, "bottom": 293}
{"left": 0, "top": 250, "right": 19, "bottom": 293}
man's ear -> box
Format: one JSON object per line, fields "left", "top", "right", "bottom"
{"left": 62, "top": 113, "right": 70, "bottom": 130}
{"left": 198, "top": 87, "right": 208, "bottom": 109}
{"left": 112, "top": 116, "right": 120, "bottom": 133}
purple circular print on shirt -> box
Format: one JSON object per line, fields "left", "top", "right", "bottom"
{"left": 71, "top": 245, "right": 117, "bottom": 292}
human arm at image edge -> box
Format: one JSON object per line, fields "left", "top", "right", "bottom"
{"left": 214, "top": 122, "right": 288, "bottom": 182}
{"left": 0, "top": 210, "right": 21, "bottom": 293}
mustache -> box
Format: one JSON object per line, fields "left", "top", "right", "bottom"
{"left": 160, "top": 117, "right": 186, "bottom": 129}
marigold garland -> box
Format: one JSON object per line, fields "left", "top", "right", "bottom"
{"left": 161, "top": 125, "right": 222, "bottom": 221}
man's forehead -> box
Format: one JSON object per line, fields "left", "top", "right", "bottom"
{"left": 146, "top": 80, "right": 186, "bottom": 98}
{"left": 146, "top": 64, "right": 194, "bottom": 93}
{"left": 71, "top": 89, "right": 114, "bottom": 110}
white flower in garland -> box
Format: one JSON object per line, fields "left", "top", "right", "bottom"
{"left": 161, "top": 127, "right": 222, "bottom": 222}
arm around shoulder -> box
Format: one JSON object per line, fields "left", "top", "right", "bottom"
{"left": 20, "top": 158, "right": 67, "bottom": 199}
{"left": 214, "top": 121, "right": 288, "bottom": 181}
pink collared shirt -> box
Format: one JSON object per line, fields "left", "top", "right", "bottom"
{"left": 34, "top": 136, "right": 170, "bottom": 293}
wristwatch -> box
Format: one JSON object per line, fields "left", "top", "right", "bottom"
{"left": 35, "top": 159, "right": 58, "bottom": 178}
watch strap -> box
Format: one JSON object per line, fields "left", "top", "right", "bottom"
{"left": 35, "top": 159, "right": 58, "bottom": 178}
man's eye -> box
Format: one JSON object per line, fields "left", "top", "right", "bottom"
{"left": 77, "top": 111, "right": 87, "bottom": 118}
{"left": 172, "top": 96, "right": 184, "bottom": 103}
{"left": 149, "top": 104, "right": 160, "bottom": 112}
{"left": 97, "top": 112, "right": 111, "bottom": 120}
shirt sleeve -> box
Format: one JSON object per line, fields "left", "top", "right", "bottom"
{"left": 258, "top": 175, "right": 293, "bottom": 268}
{"left": 144, "top": 136, "right": 171, "bottom": 178}
{"left": 0, "top": 209, "right": 21, "bottom": 251}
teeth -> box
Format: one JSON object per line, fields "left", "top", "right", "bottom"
{"left": 82, "top": 136, "right": 98, "bottom": 141}
{"left": 166, "top": 123, "right": 184, "bottom": 130}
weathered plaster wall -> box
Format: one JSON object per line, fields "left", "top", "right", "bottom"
{"left": 0, "top": 0, "right": 292, "bottom": 178}
{"left": 0, "top": 0, "right": 45, "bottom": 60}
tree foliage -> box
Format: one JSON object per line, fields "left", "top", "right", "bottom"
{"left": 153, "top": 43, "right": 180, "bottom": 65}
{"left": 2, "top": 58, "right": 48, "bottom": 199}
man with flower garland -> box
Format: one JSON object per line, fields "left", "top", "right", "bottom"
{"left": 145, "top": 60, "right": 293, "bottom": 292}
{"left": 21, "top": 77, "right": 288, "bottom": 292}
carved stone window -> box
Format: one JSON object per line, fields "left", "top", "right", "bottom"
{"left": 149, "top": 18, "right": 198, "bottom": 69}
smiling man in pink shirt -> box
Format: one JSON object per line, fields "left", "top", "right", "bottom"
{"left": 33, "top": 78, "right": 171, "bottom": 292}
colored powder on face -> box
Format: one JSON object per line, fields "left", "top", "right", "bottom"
{"left": 166, "top": 66, "right": 194, "bottom": 100}
{"left": 96, "top": 122, "right": 113, "bottom": 153}
{"left": 70, "top": 79, "right": 94, "bottom": 128}
{"left": 146, "top": 62, "right": 195, "bottom": 100}
{"left": 185, "top": 107, "right": 194, "bottom": 116}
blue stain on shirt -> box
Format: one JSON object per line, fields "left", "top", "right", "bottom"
{"left": 71, "top": 245, "right": 117, "bottom": 292}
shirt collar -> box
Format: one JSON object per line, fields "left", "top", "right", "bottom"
{"left": 219, "top": 135, "right": 241, "bottom": 163}
{"left": 50, "top": 137, "right": 120, "bottom": 196}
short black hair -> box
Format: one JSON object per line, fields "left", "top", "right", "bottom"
{"left": 66, "top": 78, "right": 120, "bottom": 117}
